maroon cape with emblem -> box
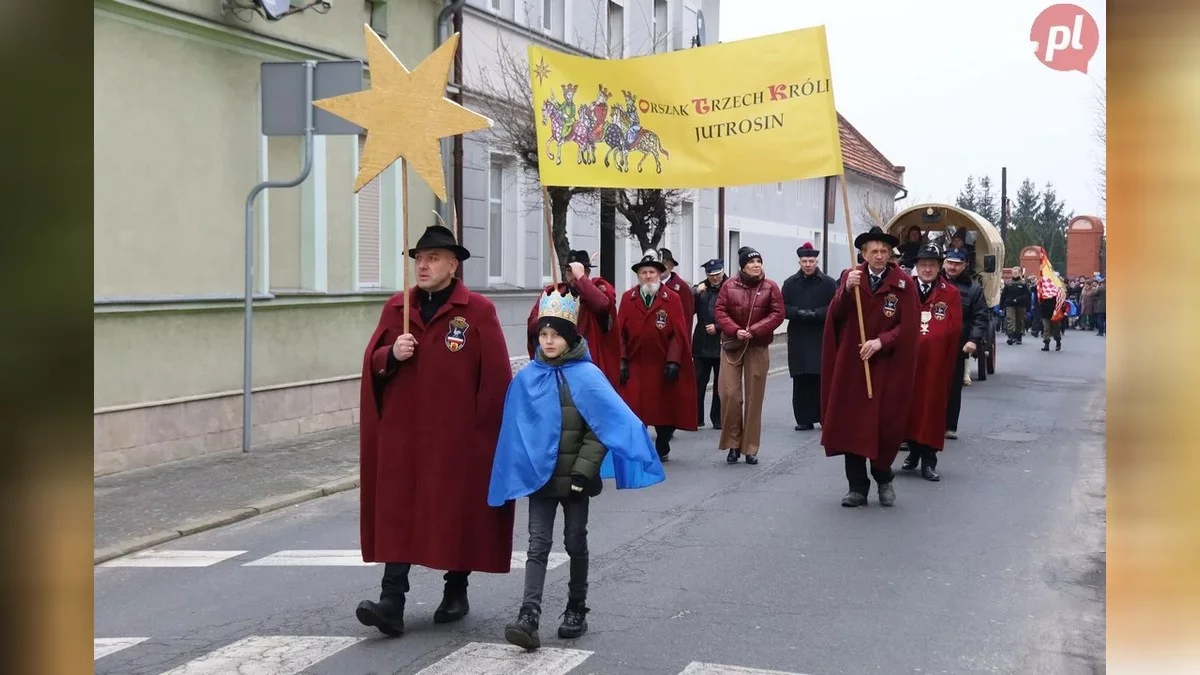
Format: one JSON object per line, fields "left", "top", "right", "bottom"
{"left": 360, "top": 281, "right": 515, "bottom": 571}
{"left": 820, "top": 262, "right": 920, "bottom": 463}
{"left": 905, "top": 279, "right": 963, "bottom": 451}
{"left": 661, "top": 272, "right": 695, "bottom": 327}
{"left": 526, "top": 275, "right": 621, "bottom": 388}
{"left": 616, "top": 285, "right": 699, "bottom": 430}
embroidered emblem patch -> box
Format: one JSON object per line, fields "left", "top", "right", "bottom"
{"left": 655, "top": 309, "right": 668, "bottom": 330}
{"left": 883, "top": 293, "right": 899, "bottom": 318}
{"left": 898, "top": 279, "right": 906, "bottom": 289}
{"left": 934, "top": 302, "right": 948, "bottom": 321}
{"left": 445, "top": 316, "right": 469, "bottom": 352}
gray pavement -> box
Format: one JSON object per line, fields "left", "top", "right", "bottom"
{"left": 93, "top": 328, "right": 1106, "bottom": 675}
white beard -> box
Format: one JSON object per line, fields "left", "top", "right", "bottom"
{"left": 640, "top": 281, "right": 661, "bottom": 297}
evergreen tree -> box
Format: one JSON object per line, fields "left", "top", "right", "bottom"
{"left": 1037, "top": 182, "right": 1068, "bottom": 272}
{"left": 975, "top": 175, "right": 999, "bottom": 224}
{"left": 955, "top": 175, "right": 978, "bottom": 212}
{"left": 1003, "top": 178, "right": 1041, "bottom": 267}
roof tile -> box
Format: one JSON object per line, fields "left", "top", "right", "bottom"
{"left": 838, "top": 113, "right": 905, "bottom": 190}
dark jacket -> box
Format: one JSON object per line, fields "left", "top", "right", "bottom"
{"left": 781, "top": 268, "right": 837, "bottom": 376}
{"left": 691, "top": 275, "right": 727, "bottom": 359}
{"left": 945, "top": 271, "right": 989, "bottom": 348}
{"left": 715, "top": 272, "right": 786, "bottom": 348}
{"left": 1001, "top": 279, "right": 1031, "bottom": 309}
{"left": 534, "top": 341, "right": 608, "bottom": 499}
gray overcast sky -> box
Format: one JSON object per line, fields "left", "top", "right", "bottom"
{"left": 721, "top": 0, "right": 1107, "bottom": 218}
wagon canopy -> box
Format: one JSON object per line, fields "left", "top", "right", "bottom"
{"left": 885, "top": 203, "right": 1006, "bottom": 306}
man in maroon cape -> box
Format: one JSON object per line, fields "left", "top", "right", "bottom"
{"left": 820, "top": 226, "right": 919, "bottom": 507}
{"left": 525, "top": 249, "right": 620, "bottom": 387}
{"left": 355, "top": 224, "right": 515, "bottom": 638}
{"left": 617, "top": 250, "right": 699, "bottom": 460}
{"left": 658, "top": 247, "right": 695, "bottom": 327}
{"left": 900, "top": 243, "right": 963, "bottom": 482}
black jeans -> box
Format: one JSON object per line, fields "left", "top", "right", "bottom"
{"left": 695, "top": 356, "right": 721, "bottom": 425}
{"left": 905, "top": 440, "right": 938, "bottom": 468}
{"left": 522, "top": 493, "right": 589, "bottom": 610}
{"left": 844, "top": 454, "right": 894, "bottom": 494}
{"left": 380, "top": 563, "right": 468, "bottom": 601}
{"left": 946, "top": 355, "right": 967, "bottom": 432}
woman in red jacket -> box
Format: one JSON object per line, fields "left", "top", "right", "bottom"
{"left": 714, "top": 247, "right": 786, "bottom": 465}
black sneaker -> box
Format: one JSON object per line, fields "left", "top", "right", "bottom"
{"left": 725, "top": 448, "right": 741, "bottom": 464}
{"left": 557, "top": 599, "right": 589, "bottom": 639}
{"left": 504, "top": 603, "right": 541, "bottom": 651}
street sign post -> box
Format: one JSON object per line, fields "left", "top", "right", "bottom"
{"left": 243, "top": 59, "right": 364, "bottom": 452}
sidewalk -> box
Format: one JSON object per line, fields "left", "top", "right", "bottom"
{"left": 93, "top": 337, "right": 789, "bottom": 564}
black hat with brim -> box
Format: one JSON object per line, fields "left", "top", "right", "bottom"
{"left": 915, "top": 243, "right": 945, "bottom": 261}
{"left": 408, "top": 224, "right": 471, "bottom": 261}
{"left": 658, "top": 248, "right": 679, "bottom": 265}
{"left": 701, "top": 258, "right": 724, "bottom": 274}
{"left": 567, "top": 250, "right": 593, "bottom": 268}
{"left": 944, "top": 247, "right": 970, "bottom": 263}
{"left": 632, "top": 251, "right": 667, "bottom": 273}
{"left": 797, "top": 242, "right": 820, "bottom": 258}
{"left": 853, "top": 225, "right": 899, "bottom": 250}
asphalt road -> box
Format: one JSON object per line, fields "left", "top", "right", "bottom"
{"left": 94, "top": 330, "right": 1106, "bottom": 675}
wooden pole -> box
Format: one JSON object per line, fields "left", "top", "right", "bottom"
{"left": 839, "top": 173, "right": 873, "bottom": 399}
{"left": 401, "top": 160, "right": 411, "bottom": 335}
{"left": 542, "top": 184, "right": 560, "bottom": 285}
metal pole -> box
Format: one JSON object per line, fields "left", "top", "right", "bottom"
{"left": 1000, "top": 166, "right": 1008, "bottom": 244}
{"left": 242, "top": 60, "right": 318, "bottom": 452}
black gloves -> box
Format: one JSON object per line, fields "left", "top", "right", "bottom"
{"left": 620, "top": 359, "right": 630, "bottom": 386}
{"left": 569, "top": 474, "right": 588, "bottom": 500}
{"left": 664, "top": 362, "right": 679, "bottom": 382}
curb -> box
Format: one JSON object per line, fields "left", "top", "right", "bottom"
{"left": 93, "top": 344, "right": 791, "bottom": 565}
{"left": 93, "top": 475, "right": 360, "bottom": 565}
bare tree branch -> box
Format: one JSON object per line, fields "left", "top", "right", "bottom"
{"left": 604, "top": 188, "right": 689, "bottom": 252}
{"left": 1093, "top": 76, "right": 1106, "bottom": 213}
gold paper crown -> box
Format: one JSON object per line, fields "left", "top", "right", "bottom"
{"left": 538, "top": 287, "right": 581, "bottom": 326}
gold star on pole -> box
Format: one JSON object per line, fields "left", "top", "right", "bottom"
{"left": 313, "top": 26, "right": 492, "bottom": 200}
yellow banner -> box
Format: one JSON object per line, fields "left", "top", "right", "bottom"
{"left": 529, "top": 26, "right": 844, "bottom": 189}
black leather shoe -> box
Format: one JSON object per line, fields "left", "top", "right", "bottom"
{"left": 356, "top": 597, "right": 405, "bottom": 637}
{"left": 901, "top": 452, "right": 920, "bottom": 471}
{"left": 433, "top": 587, "right": 469, "bottom": 624}
{"left": 744, "top": 454, "right": 758, "bottom": 465}
{"left": 841, "top": 491, "right": 867, "bottom": 507}
{"left": 726, "top": 448, "right": 741, "bottom": 463}
{"left": 921, "top": 466, "right": 941, "bottom": 482}
{"left": 795, "top": 423, "right": 814, "bottom": 431}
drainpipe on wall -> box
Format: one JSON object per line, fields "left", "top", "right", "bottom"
{"left": 717, "top": 187, "right": 725, "bottom": 261}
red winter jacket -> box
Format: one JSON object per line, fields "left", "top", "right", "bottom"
{"left": 715, "top": 273, "right": 786, "bottom": 348}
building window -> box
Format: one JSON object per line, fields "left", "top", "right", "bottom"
{"left": 488, "top": 158, "right": 506, "bottom": 281}
{"left": 489, "top": 0, "right": 501, "bottom": 12}
{"left": 607, "top": 1, "right": 624, "bottom": 58}
{"left": 777, "top": 182, "right": 783, "bottom": 195}
{"left": 542, "top": 0, "right": 552, "bottom": 32}
{"left": 684, "top": 6, "right": 698, "bottom": 51}
{"left": 652, "top": 0, "right": 668, "bottom": 53}
{"left": 357, "top": 136, "right": 381, "bottom": 289}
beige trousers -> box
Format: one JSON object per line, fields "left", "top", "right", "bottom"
{"left": 717, "top": 345, "right": 770, "bottom": 456}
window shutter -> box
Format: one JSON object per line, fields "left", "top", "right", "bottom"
{"left": 357, "top": 136, "right": 381, "bottom": 289}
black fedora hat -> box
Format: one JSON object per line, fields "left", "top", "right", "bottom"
{"left": 631, "top": 249, "right": 667, "bottom": 273}
{"left": 853, "top": 225, "right": 899, "bottom": 250}
{"left": 915, "top": 243, "right": 945, "bottom": 261}
{"left": 658, "top": 247, "right": 679, "bottom": 265}
{"left": 408, "top": 224, "right": 470, "bottom": 261}
{"left": 567, "top": 249, "right": 593, "bottom": 268}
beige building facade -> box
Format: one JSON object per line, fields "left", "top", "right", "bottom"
{"left": 93, "top": 0, "right": 444, "bottom": 475}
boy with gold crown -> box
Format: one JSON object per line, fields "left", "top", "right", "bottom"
{"left": 488, "top": 285, "right": 665, "bottom": 651}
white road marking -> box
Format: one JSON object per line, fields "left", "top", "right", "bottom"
{"left": 94, "top": 637, "right": 148, "bottom": 660}
{"left": 155, "top": 635, "right": 361, "bottom": 675}
{"left": 242, "top": 550, "right": 377, "bottom": 566}
{"left": 414, "top": 641, "right": 593, "bottom": 675}
{"left": 510, "top": 551, "right": 570, "bottom": 570}
{"left": 679, "top": 663, "right": 813, "bottom": 675}
{"left": 100, "top": 550, "right": 247, "bottom": 568}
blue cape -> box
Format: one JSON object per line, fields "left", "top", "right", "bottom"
{"left": 487, "top": 346, "right": 665, "bottom": 507}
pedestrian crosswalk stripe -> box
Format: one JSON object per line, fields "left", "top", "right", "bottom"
{"left": 679, "top": 662, "right": 812, "bottom": 675}
{"left": 511, "top": 551, "right": 570, "bottom": 570}
{"left": 94, "top": 637, "right": 148, "bottom": 660}
{"left": 413, "top": 641, "right": 592, "bottom": 675}
{"left": 155, "top": 635, "right": 361, "bottom": 674}
{"left": 242, "top": 550, "right": 375, "bottom": 566}
{"left": 100, "top": 550, "right": 247, "bottom": 568}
